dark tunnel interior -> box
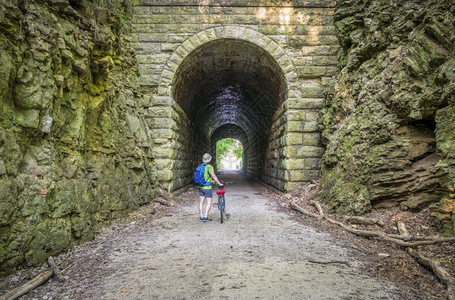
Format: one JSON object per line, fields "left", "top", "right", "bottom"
{"left": 172, "top": 38, "right": 286, "bottom": 181}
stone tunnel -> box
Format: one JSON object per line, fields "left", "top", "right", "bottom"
{"left": 132, "top": 0, "right": 338, "bottom": 192}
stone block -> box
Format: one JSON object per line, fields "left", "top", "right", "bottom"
{"left": 283, "top": 158, "right": 321, "bottom": 170}
{"left": 152, "top": 146, "right": 176, "bottom": 159}
{"left": 130, "top": 42, "right": 161, "bottom": 54}
{"left": 286, "top": 120, "right": 319, "bottom": 132}
{"left": 161, "top": 43, "right": 179, "bottom": 52}
{"left": 281, "top": 132, "right": 304, "bottom": 145}
{"left": 155, "top": 159, "right": 174, "bottom": 170}
{"left": 286, "top": 110, "right": 306, "bottom": 121}
{"left": 282, "top": 132, "right": 321, "bottom": 146}
{"left": 138, "top": 63, "right": 162, "bottom": 75}
{"left": 157, "top": 170, "right": 174, "bottom": 181}
{"left": 287, "top": 35, "right": 338, "bottom": 47}
{"left": 300, "top": 87, "right": 325, "bottom": 98}
{"left": 147, "top": 107, "right": 174, "bottom": 118}
{"left": 150, "top": 128, "right": 176, "bottom": 139}
{"left": 296, "top": 66, "right": 337, "bottom": 77}
{"left": 282, "top": 145, "right": 325, "bottom": 158}
{"left": 259, "top": 25, "right": 335, "bottom": 36}
{"left": 140, "top": 74, "right": 160, "bottom": 86}
{"left": 147, "top": 117, "right": 177, "bottom": 130}
{"left": 151, "top": 96, "right": 173, "bottom": 107}
{"left": 136, "top": 53, "right": 171, "bottom": 65}
{"left": 300, "top": 45, "right": 339, "bottom": 56}
{"left": 285, "top": 98, "right": 325, "bottom": 109}
{"left": 285, "top": 169, "right": 320, "bottom": 181}
{"left": 138, "top": 33, "right": 169, "bottom": 43}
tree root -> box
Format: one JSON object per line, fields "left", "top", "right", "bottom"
{"left": 289, "top": 200, "right": 455, "bottom": 300}
{"left": 290, "top": 200, "right": 455, "bottom": 247}
{"left": 398, "top": 222, "right": 455, "bottom": 300}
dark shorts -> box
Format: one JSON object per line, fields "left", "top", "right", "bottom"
{"left": 198, "top": 188, "right": 213, "bottom": 198}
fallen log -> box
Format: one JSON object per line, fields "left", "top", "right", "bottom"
{"left": 344, "top": 216, "right": 385, "bottom": 227}
{"left": 0, "top": 269, "right": 53, "bottom": 300}
{"left": 398, "top": 222, "right": 455, "bottom": 300}
{"left": 154, "top": 197, "right": 174, "bottom": 207}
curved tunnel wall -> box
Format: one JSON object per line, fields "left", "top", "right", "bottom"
{"left": 133, "top": 2, "right": 338, "bottom": 191}
{"left": 172, "top": 39, "right": 285, "bottom": 180}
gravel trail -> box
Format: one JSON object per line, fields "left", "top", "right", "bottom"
{"left": 13, "top": 172, "right": 399, "bottom": 299}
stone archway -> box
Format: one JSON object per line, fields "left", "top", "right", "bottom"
{"left": 151, "top": 26, "right": 322, "bottom": 192}
{"left": 157, "top": 26, "right": 300, "bottom": 98}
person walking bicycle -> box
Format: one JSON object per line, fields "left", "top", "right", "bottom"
{"left": 194, "top": 153, "right": 223, "bottom": 222}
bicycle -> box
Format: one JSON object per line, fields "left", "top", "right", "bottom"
{"left": 216, "top": 184, "right": 226, "bottom": 223}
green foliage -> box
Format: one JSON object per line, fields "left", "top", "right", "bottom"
{"left": 216, "top": 138, "right": 243, "bottom": 168}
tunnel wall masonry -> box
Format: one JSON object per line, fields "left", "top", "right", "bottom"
{"left": 133, "top": 0, "right": 338, "bottom": 191}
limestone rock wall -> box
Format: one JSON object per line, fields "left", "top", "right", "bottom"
{"left": 0, "top": 0, "right": 156, "bottom": 274}
{"left": 321, "top": 0, "right": 455, "bottom": 232}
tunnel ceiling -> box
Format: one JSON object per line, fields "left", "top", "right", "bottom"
{"left": 172, "top": 39, "right": 286, "bottom": 140}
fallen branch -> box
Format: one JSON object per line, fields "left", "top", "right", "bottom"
{"left": 47, "top": 257, "right": 64, "bottom": 282}
{"left": 154, "top": 197, "right": 174, "bottom": 207}
{"left": 309, "top": 200, "right": 324, "bottom": 220}
{"left": 308, "top": 259, "right": 351, "bottom": 267}
{"left": 291, "top": 201, "right": 455, "bottom": 247}
{"left": 0, "top": 269, "right": 53, "bottom": 300}
{"left": 290, "top": 199, "right": 455, "bottom": 298}
{"left": 290, "top": 201, "right": 319, "bottom": 219}
{"left": 398, "top": 222, "right": 455, "bottom": 300}
{"left": 386, "top": 234, "right": 455, "bottom": 243}
{"left": 344, "top": 216, "right": 385, "bottom": 227}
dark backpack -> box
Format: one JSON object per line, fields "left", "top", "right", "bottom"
{"left": 194, "top": 164, "right": 210, "bottom": 186}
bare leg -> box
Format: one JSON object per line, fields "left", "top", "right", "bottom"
{"left": 204, "top": 197, "right": 212, "bottom": 217}
{"left": 199, "top": 196, "right": 205, "bottom": 217}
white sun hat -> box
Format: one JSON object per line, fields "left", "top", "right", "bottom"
{"left": 202, "top": 153, "right": 212, "bottom": 163}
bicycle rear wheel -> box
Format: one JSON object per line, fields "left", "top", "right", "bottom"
{"left": 219, "top": 195, "right": 225, "bottom": 223}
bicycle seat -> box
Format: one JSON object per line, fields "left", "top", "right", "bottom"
{"left": 216, "top": 190, "right": 225, "bottom": 195}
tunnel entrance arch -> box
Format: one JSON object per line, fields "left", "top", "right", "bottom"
{"left": 152, "top": 26, "right": 322, "bottom": 192}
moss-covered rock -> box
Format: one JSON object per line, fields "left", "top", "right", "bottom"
{"left": 0, "top": 0, "right": 157, "bottom": 275}
{"left": 321, "top": 0, "right": 455, "bottom": 229}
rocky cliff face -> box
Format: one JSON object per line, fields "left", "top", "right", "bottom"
{"left": 320, "top": 0, "right": 455, "bottom": 233}
{"left": 0, "top": 0, "right": 156, "bottom": 274}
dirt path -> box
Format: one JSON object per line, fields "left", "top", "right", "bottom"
{"left": 10, "top": 172, "right": 401, "bottom": 299}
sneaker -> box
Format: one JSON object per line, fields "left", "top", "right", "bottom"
{"left": 202, "top": 217, "right": 208, "bottom": 222}
{"left": 199, "top": 217, "right": 204, "bottom": 222}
